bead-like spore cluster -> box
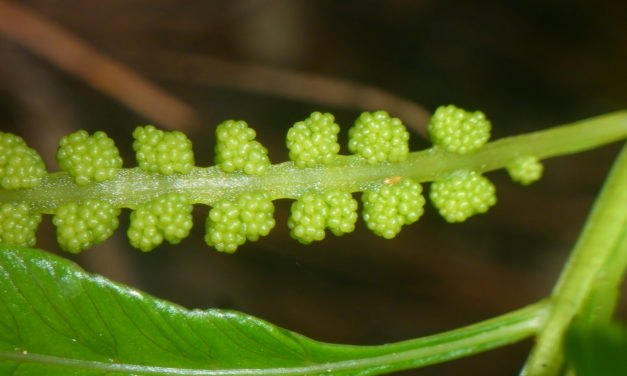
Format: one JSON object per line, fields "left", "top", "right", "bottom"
{"left": 362, "top": 178, "right": 425, "bottom": 238}
{"left": 430, "top": 170, "right": 496, "bottom": 223}
{"left": 215, "top": 120, "right": 270, "bottom": 175}
{"left": 52, "top": 199, "right": 120, "bottom": 253}
{"left": 133, "top": 125, "right": 195, "bottom": 174}
{"left": 205, "top": 191, "right": 275, "bottom": 253}
{"left": 348, "top": 111, "right": 409, "bottom": 164}
{"left": 57, "top": 130, "right": 122, "bottom": 185}
{"left": 507, "top": 156, "right": 544, "bottom": 185}
{"left": 286, "top": 112, "right": 340, "bottom": 168}
{"left": 0, "top": 202, "right": 41, "bottom": 247}
{"left": 428, "top": 105, "right": 491, "bottom": 155}
{"left": 0, "top": 132, "right": 46, "bottom": 190}
{"left": 128, "top": 193, "right": 194, "bottom": 252}
{"left": 288, "top": 190, "right": 358, "bottom": 244}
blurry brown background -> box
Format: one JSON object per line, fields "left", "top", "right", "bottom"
{"left": 1, "top": 1, "right": 626, "bottom": 374}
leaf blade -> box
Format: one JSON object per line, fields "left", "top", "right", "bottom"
{"left": 0, "top": 245, "right": 542, "bottom": 375}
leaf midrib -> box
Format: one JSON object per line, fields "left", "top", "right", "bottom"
{"left": 0, "top": 314, "right": 538, "bottom": 376}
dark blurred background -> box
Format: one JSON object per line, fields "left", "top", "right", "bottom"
{"left": 1, "top": 1, "right": 626, "bottom": 374}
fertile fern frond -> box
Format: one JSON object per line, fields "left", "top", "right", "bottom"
{"left": 0, "top": 105, "right": 554, "bottom": 253}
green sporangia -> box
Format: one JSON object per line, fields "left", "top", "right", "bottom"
{"left": 0, "top": 106, "right": 627, "bottom": 376}
{"left": 1, "top": 106, "right": 626, "bottom": 255}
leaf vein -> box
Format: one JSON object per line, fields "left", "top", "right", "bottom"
{"left": 136, "top": 297, "right": 210, "bottom": 361}
{"left": 79, "top": 276, "right": 120, "bottom": 358}
{"left": 106, "top": 285, "right": 193, "bottom": 361}
{"left": 224, "top": 317, "right": 304, "bottom": 361}
{"left": 1, "top": 259, "right": 80, "bottom": 346}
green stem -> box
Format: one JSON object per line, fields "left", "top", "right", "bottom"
{"left": 578, "top": 223, "right": 627, "bottom": 326}
{"left": 521, "top": 143, "right": 627, "bottom": 376}
{"left": 1, "top": 110, "right": 626, "bottom": 213}
{"left": 305, "top": 301, "right": 547, "bottom": 376}
{"left": 0, "top": 300, "right": 546, "bottom": 375}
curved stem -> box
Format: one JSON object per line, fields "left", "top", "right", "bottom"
{"left": 521, "top": 143, "right": 627, "bottom": 376}
{"left": 577, "top": 222, "right": 627, "bottom": 327}
{"left": 0, "top": 300, "right": 546, "bottom": 375}
{"left": 1, "top": 111, "right": 625, "bottom": 213}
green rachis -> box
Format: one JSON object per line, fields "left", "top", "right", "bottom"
{"left": 1, "top": 106, "right": 626, "bottom": 255}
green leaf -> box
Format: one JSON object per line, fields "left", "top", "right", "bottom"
{"left": 565, "top": 321, "right": 627, "bottom": 376}
{"left": 0, "top": 245, "right": 542, "bottom": 375}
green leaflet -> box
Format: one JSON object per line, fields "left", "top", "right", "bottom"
{"left": 0, "top": 246, "right": 543, "bottom": 375}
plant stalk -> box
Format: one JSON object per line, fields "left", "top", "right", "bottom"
{"left": 1, "top": 111, "right": 626, "bottom": 213}
{"left": 521, "top": 142, "right": 627, "bottom": 376}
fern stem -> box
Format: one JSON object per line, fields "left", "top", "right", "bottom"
{"left": 0, "top": 297, "right": 546, "bottom": 375}
{"left": 521, "top": 142, "right": 627, "bottom": 376}
{"left": 1, "top": 111, "right": 626, "bottom": 214}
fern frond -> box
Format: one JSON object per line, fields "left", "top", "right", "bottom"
{"left": 2, "top": 106, "right": 624, "bottom": 253}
